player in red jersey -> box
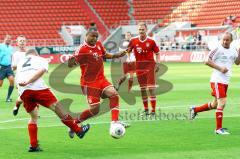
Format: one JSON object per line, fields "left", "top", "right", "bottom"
{"left": 17, "top": 49, "right": 90, "bottom": 152}
{"left": 68, "top": 28, "right": 128, "bottom": 138}
{"left": 126, "top": 22, "right": 160, "bottom": 116}
{"left": 116, "top": 31, "right": 136, "bottom": 92}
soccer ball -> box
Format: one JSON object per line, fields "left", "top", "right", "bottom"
{"left": 110, "top": 123, "right": 126, "bottom": 139}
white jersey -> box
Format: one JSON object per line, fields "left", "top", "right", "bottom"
{"left": 209, "top": 44, "right": 238, "bottom": 84}
{"left": 16, "top": 55, "right": 48, "bottom": 96}
{"left": 12, "top": 50, "right": 26, "bottom": 68}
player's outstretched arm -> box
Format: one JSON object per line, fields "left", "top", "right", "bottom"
{"left": 205, "top": 58, "right": 228, "bottom": 73}
{"left": 105, "top": 50, "right": 128, "bottom": 59}
{"left": 18, "top": 68, "right": 46, "bottom": 86}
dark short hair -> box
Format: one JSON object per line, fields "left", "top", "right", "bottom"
{"left": 86, "top": 27, "right": 98, "bottom": 36}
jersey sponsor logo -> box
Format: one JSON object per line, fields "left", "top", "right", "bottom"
{"left": 136, "top": 47, "right": 142, "bottom": 54}
{"left": 93, "top": 52, "right": 99, "bottom": 60}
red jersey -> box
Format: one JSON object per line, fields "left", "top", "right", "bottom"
{"left": 74, "top": 41, "right": 106, "bottom": 84}
{"left": 128, "top": 36, "right": 159, "bottom": 61}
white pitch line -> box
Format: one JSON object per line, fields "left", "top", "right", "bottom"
{"left": 0, "top": 103, "right": 240, "bottom": 124}
{"left": 1, "top": 115, "right": 240, "bottom": 130}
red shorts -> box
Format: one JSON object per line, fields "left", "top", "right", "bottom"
{"left": 210, "top": 82, "right": 228, "bottom": 98}
{"left": 136, "top": 61, "right": 156, "bottom": 89}
{"left": 20, "top": 89, "right": 57, "bottom": 113}
{"left": 81, "top": 78, "right": 112, "bottom": 106}
{"left": 123, "top": 62, "right": 136, "bottom": 74}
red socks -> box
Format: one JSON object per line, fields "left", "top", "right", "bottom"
{"left": 142, "top": 97, "right": 148, "bottom": 111}
{"left": 194, "top": 102, "right": 211, "bottom": 113}
{"left": 110, "top": 95, "right": 119, "bottom": 121}
{"left": 150, "top": 96, "right": 156, "bottom": 112}
{"left": 61, "top": 114, "right": 81, "bottom": 133}
{"left": 28, "top": 123, "right": 38, "bottom": 148}
{"left": 77, "top": 109, "right": 95, "bottom": 123}
{"left": 216, "top": 108, "right": 223, "bottom": 130}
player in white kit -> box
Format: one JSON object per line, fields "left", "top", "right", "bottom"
{"left": 116, "top": 32, "right": 136, "bottom": 92}
{"left": 16, "top": 49, "right": 90, "bottom": 152}
{"left": 12, "top": 35, "right": 27, "bottom": 116}
{"left": 189, "top": 32, "right": 240, "bottom": 135}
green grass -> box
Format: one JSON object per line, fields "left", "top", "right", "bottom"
{"left": 1, "top": 62, "right": 240, "bottom": 159}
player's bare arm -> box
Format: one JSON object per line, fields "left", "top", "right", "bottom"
{"left": 105, "top": 50, "right": 128, "bottom": 59}
{"left": 19, "top": 68, "right": 47, "bottom": 86}
{"left": 155, "top": 52, "right": 160, "bottom": 73}
{"left": 205, "top": 58, "right": 228, "bottom": 73}
{"left": 235, "top": 49, "right": 240, "bottom": 65}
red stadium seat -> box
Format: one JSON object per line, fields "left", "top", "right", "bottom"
{"left": 0, "top": 0, "right": 91, "bottom": 46}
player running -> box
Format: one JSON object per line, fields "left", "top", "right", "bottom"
{"left": 189, "top": 32, "right": 240, "bottom": 135}
{"left": 126, "top": 22, "right": 160, "bottom": 116}
{"left": 16, "top": 49, "right": 90, "bottom": 152}
{"left": 12, "top": 35, "right": 27, "bottom": 116}
{"left": 116, "top": 32, "right": 136, "bottom": 92}
{"left": 67, "top": 27, "right": 128, "bottom": 138}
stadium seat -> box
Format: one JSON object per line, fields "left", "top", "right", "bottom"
{"left": 0, "top": 0, "right": 92, "bottom": 46}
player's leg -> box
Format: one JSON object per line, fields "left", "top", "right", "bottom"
{"left": 28, "top": 107, "right": 42, "bottom": 152}
{"left": 116, "top": 74, "right": 127, "bottom": 91}
{"left": 102, "top": 86, "right": 120, "bottom": 122}
{"left": 13, "top": 96, "right": 23, "bottom": 116}
{"left": 215, "top": 97, "right": 229, "bottom": 134}
{"left": 48, "top": 102, "right": 90, "bottom": 139}
{"left": 140, "top": 87, "right": 149, "bottom": 116}
{"left": 67, "top": 84, "right": 102, "bottom": 139}
{"left": 136, "top": 71, "right": 149, "bottom": 115}
{"left": 78, "top": 103, "right": 100, "bottom": 122}
{"left": 67, "top": 101, "right": 99, "bottom": 139}
{"left": 102, "top": 85, "right": 130, "bottom": 128}
{"left": 128, "top": 72, "right": 134, "bottom": 92}
{"left": 0, "top": 66, "right": 5, "bottom": 87}
{"left": 147, "top": 63, "right": 157, "bottom": 115}
{"left": 6, "top": 74, "right": 14, "bottom": 102}
{"left": 35, "top": 88, "right": 90, "bottom": 139}
{"left": 128, "top": 62, "right": 136, "bottom": 92}
{"left": 190, "top": 83, "right": 218, "bottom": 120}
{"left": 74, "top": 85, "right": 102, "bottom": 123}
{"left": 0, "top": 80, "right": 3, "bottom": 87}
{"left": 149, "top": 87, "right": 157, "bottom": 115}
{"left": 116, "top": 62, "right": 128, "bottom": 91}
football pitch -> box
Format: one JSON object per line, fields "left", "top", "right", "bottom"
{"left": 0, "top": 62, "right": 240, "bottom": 159}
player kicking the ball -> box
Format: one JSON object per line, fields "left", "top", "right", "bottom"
{"left": 16, "top": 49, "right": 90, "bottom": 152}
{"left": 67, "top": 27, "right": 128, "bottom": 138}
{"left": 190, "top": 32, "right": 240, "bottom": 135}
